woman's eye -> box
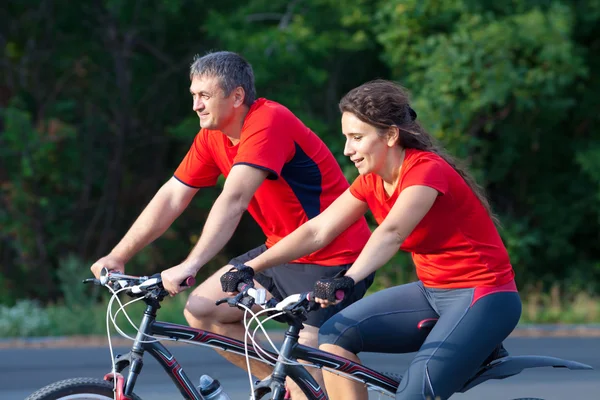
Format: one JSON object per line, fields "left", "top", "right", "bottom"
{"left": 353, "top": 136, "right": 362, "bottom": 141}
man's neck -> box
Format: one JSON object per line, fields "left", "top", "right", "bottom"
{"left": 222, "top": 105, "right": 250, "bottom": 145}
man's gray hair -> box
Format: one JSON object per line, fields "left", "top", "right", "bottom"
{"left": 190, "top": 51, "right": 256, "bottom": 106}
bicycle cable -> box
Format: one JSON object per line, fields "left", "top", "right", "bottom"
{"left": 240, "top": 303, "right": 306, "bottom": 367}
{"left": 105, "top": 285, "right": 179, "bottom": 400}
{"left": 236, "top": 302, "right": 323, "bottom": 400}
{"left": 103, "top": 283, "right": 325, "bottom": 400}
{"left": 105, "top": 286, "right": 129, "bottom": 400}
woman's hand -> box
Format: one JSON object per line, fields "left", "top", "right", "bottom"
{"left": 313, "top": 273, "right": 355, "bottom": 308}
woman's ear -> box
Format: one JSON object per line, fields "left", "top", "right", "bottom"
{"left": 387, "top": 126, "right": 400, "bottom": 147}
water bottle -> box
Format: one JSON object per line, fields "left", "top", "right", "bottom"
{"left": 198, "top": 374, "right": 231, "bottom": 400}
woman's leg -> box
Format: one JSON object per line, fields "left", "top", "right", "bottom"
{"left": 318, "top": 282, "right": 439, "bottom": 400}
{"left": 395, "top": 290, "right": 522, "bottom": 400}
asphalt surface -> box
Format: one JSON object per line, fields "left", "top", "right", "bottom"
{"left": 2, "top": 336, "right": 598, "bottom": 400}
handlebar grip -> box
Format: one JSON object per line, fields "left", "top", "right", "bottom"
{"left": 307, "top": 290, "right": 345, "bottom": 301}
{"left": 237, "top": 282, "right": 251, "bottom": 292}
{"left": 183, "top": 276, "right": 196, "bottom": 287}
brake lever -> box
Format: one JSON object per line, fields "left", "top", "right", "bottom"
{"left": 216, "top": 291, "right": 245, "bottom": 307}
{"left": 306, "top": 300, "right": 320, "bottom": 312}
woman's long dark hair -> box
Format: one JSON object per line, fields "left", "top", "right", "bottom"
{"left": 339, "top": 79, "right": 497, "bottom": 223}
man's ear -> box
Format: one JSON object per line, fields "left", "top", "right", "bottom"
{"left": 233, "top": 86, "right": 246, "bottom": 107}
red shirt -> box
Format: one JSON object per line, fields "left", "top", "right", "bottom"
{"left": 174, "top": 98, "right": 371, "bottom": 265}
{"left": 349, "top": 149, "right": 514, "bottom": 288}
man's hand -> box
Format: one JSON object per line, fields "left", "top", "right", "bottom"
{"left": 161, "top": 263, "right": 198, "bottom": 296}
{"left": 90, "top": 255, "right": 126, "bottom": 279}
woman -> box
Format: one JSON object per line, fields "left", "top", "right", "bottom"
{"left": 223, "top": 79, "right": 521, "bottom": 400}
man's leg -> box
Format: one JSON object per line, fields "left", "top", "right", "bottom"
{"left": 183, "top": 264, "right": 275, "bottom": 379}
{"left": 286, "top": 325, "right": 326, "bottom": 400}
{"left": 265, "top": 263, "right": 374, "bottom": 399}
{"left": 319, "top": 343, "right": 367, "bottom": 400}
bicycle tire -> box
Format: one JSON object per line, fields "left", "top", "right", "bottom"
{"left": 25, "top": 377, "right": 143, "bottom": 400}
{"left": 510, "top": 398, "right": 545, "bottom": 400}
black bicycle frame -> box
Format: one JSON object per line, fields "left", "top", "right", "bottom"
{"left": 114, "top": 302, "right": 593, "bottom": 400}
{"left": 113, "top": 302, "right": 399, "bottom": 399}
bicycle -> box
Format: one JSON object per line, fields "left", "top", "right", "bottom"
{"left": 25, "top": 269, "right": 593, "bottom": 400}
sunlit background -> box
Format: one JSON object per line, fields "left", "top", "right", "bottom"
{"left": 1, "top": 0, "right": 599, "bottom": 338}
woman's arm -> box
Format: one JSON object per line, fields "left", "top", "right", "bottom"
{"left": 344, "top": 185, "right": 438, "bottom": 283}
{"left": 244, "top": 189, "right": 369, "bottom": 272}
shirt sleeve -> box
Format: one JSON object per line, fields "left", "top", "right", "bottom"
{"left": 401, "top": 158, "right": 449, "bottom": 195}
{"left": 173, "top": 131, "right": 221, "bottom": 188}
{"left": 234, "top": 105, "right": 296, "bottom": 180}
{"left": 349, "top": 175, "right": 368, "bottom": 201}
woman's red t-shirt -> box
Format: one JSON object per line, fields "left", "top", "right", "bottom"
{"left": 350, "top": 149, "right": 515, "bottom": 288}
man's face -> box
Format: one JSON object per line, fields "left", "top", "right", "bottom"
{"left": 190, "top": 75, "right": 237, "bottom": 130}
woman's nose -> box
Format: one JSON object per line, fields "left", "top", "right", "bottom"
{"left": 343, "top": 140, "right": 354, "bottom": 157}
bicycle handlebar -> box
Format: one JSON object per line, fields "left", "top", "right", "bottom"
{"left": 83, "top": 268, "right": 195, "bottom": 297}
{"left": 216, "top": 282, "right": 321, "bottom": 323}
{"left": 85, "top": 268, "right": 332, "bottom": 320}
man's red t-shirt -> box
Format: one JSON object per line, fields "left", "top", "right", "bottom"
{"left": 349, "top": 149, "right": 515, "bottom": 288}
{"left": 174, "top": 98, "right": 371, "bottom": 266}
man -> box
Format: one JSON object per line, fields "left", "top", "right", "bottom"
{"left": 91, "top": 51, "right": 373, "bottom": 397}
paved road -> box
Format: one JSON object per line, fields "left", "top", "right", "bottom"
{"left": 3, "top": 337, "right": 598, "bottom": 400}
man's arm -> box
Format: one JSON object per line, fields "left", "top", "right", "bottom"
{"left": 91, "top": 177, "right": 198, "bottom": 277}
{"left": 183, "top": 164, "right": 268, "bottom": 272}
{"left": 244, "top": 189, "right": 369, "bottom": 273}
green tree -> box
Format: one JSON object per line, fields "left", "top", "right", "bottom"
{"left": 1, "top": 0, "right": 599, "bottom": 305}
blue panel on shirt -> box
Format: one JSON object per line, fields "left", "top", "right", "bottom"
{"left": 280, "top": 143, "right": 323, "bottom": 219}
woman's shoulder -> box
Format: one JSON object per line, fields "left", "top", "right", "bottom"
{"left": 352, "top": 172, "right": 379, "bottom": 190}
{"left": 405, "top": 148, "right": 443, "bottom": 162}
{"left": 403, "top": 149, "right": 447, "bottom": 172}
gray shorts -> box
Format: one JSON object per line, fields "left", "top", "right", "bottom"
{"left": 229, "top": 245, "right": 375, "bottom": 328}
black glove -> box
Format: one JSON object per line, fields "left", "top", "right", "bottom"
{"left": 220, "top": 264, "right": 255, "bottom": 293}
{"left": 313, "top": 271, "right": 355, "bottom": 302}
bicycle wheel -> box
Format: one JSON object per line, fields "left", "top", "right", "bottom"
{"left": 25, "top": 377, "right": 143, "bottom": 400}
{"left": 510, "top": 398, "right": 545, "bottom": 400}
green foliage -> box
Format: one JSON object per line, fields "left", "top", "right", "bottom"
{"left": 1, "top": 0, "right": 600, "bottom": 312}
{"left": 203, "top": 0, "right": 389, "bottom": 164}
{"left": 57, "top": 254, "right": 99, "bottom": 309}
{"left": 373, "top": 0, "right": 600, "bottom": 290}
{"left": 0, "top": 300, "right": 51, "bottom": 337}
{"left": 578, "top": 144, "right": 600, "bottom": 206}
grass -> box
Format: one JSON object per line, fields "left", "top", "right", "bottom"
{"left": 1, "top": 287, "right": 599, "bottom": 339}
{"left": 0, "top": 292, "right": 287, "bottom": 338}
{"left": 519, "top": 283, "right": 600, "bottom": 324}
{"left": 1, "top": 260, "right": 599, "bottom": 339}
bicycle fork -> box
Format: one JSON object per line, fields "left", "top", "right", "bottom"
{"left": 104, "top": 304, "right": 156, "bottom": 399}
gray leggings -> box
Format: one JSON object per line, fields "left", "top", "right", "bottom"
{"left": 319, "top": 281, "right": 522, "bottom": 400}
